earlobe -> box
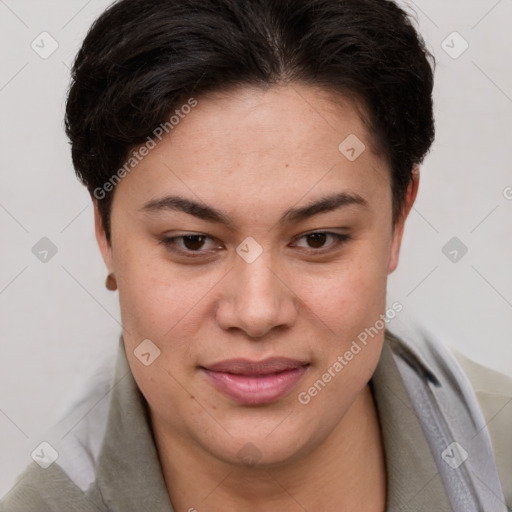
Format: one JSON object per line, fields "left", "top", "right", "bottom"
{"left": 387, "top": 166, "right": 420, "bottom": 274}
{"left": 93, "top": 198, "right": 114, "bottom": 273}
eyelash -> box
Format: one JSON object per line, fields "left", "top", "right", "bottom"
{"left": 160, "top": 231, "right": 350, "bottom": 257}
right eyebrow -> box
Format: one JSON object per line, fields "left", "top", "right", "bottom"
{"left": 140, "top": 195, "right": 231, "bottom": 225}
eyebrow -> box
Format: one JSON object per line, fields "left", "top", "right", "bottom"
{"left": 141, "top": 192, "right": 368, "bottom": 225}
{"left": 282, "top": 192, "right": 368, "bottom": 223}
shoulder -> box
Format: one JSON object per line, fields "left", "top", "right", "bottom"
{"left": 385, "top": 328, "right": 512, "bottom": 508}
{"left": 0, "top": 464, "right": 48, "bottom": 512}
{"left": 0, "top": 462, "right": 76, "bottom": 511}
{"left": 1, "top": 446, "right": 109, "bottom": 512}
{"left": 452, "top": 350, "right": 512, "bottom": 506}
{"left": 0, "top": 352, "right": 118, "bottom": 512}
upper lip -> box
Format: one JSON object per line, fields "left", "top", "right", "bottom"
{"left": 202, "top": 357, "right": 309, "bottom": 376}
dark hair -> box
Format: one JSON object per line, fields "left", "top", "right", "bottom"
{"left": 65, "top": 0, "right": 435, "bottom": 242}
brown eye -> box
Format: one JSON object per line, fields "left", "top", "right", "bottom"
{"left": 182, "top": 235, "right": 207, "bottom": 250}
{"left": 161, "top": 233, "right": 221, "bottom": 255}
{"left": 306, "top": 233, "right": 328, "bottom": 248}
{"left": 292, "top": 231, "right": 350, "bottom": 252}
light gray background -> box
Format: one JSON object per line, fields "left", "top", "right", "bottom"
{"left": 1, "top": 0, "right": 511, "bottom": 496}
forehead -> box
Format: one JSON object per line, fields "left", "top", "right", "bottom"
{"left": 168, "top": 84, "right": 376, "bottom": 161}
{"left": 113, "top": 84, "right": 391, "bottom": 213}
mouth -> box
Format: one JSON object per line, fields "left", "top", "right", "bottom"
{"left": 200, "top": 357, "right": 309, "bottom": 405}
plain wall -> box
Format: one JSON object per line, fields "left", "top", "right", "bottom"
{"left": 1, "top": 0, "right": 511, "bottom": 496}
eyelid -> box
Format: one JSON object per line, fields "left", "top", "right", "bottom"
{"left": 160, "top": 233, "right": 223, "bottom": 255}
{"left": 290, "top": 230, "right": 350, "bottom": 250}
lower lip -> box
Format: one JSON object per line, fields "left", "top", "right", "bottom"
{"left": 202, "top": 366, "right": 308, "bottom": 405}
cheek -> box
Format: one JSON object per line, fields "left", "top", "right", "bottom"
{"left": 299, "top": 244, "right": 390, "bottom": 333}
{"left": 113, "top": 236, "right": 200, "bottom": 337}
{"left": 296, "top": 252, "right": 389, "bottom": 420}
{"left": 116, "top": 253, "right": 206, "bottom": 418}
{"left": 118, "top": 277, "right": 211, "bottom": 356}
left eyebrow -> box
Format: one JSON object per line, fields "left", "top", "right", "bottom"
{"left": 281, "top": 192, "right": 369, "bottom": 224}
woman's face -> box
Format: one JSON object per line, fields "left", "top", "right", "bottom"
{"left": 96, "top": 84, "right": 412, "bottom": 467}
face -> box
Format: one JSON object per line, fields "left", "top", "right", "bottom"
{"left": 95, "top": 84, "right": 416, "bottom": 467}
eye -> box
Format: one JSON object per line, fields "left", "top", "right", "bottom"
{"left": 161, "top": 234, "right": 222, "bottom": 254}
{"left": 292, "top": 231, "right": 350, "bottom": 251}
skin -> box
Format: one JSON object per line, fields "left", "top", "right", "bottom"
{"left": 94, "top": 83, "right": 419, "bottom": 511}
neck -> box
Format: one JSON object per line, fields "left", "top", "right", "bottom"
{"left": 151, "top": 384, "right": 386, "bottom": 512}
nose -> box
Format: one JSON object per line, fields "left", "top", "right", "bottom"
{"left": 215, "top": 254, "right": 298, "bottom": 339}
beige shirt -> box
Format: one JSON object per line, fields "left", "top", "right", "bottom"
{"left": 1, "top": 334, "right": 510, "bottom": 511}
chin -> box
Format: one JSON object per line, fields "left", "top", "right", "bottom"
{"left": 207, "top": 436, "right": 308, "bottom": 469}
{"left": 190, "top": 410, "right": 326, "bottom": 470}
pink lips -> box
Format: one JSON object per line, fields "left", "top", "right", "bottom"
{"left": 201, "top": 358, "right": 309, "bottom": 405}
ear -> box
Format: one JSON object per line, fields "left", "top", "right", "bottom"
{"left": 387, "top": 166, "right": 420, "bottom": 274}
{"left": 93, "top": 198, "right": 114, "bottom": 273}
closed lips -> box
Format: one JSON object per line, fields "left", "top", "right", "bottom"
{"left": 201, "top": 358, "right": 310, "bottom": 405}
{"left": 202, "top": 358, "right": 309, "bottom": 375}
